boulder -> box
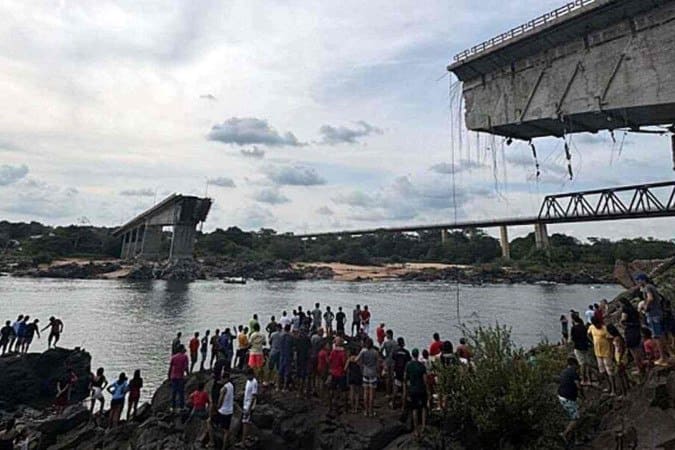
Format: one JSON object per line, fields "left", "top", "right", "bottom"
{"left": 37, "top": 405, "right": 91, "bottom": 448}
{"left": 0, "top": 348, "right": 91, "bottom": 409}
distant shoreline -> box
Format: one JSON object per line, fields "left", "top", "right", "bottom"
{"left": 0, "top": 256, "right": 616, "bottom": 285}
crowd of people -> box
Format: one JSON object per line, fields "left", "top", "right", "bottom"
{"left": 0, "top": 315, "right": 63, "bottom": 355}
{"left": 556, "top": 274, "right": 673, "bottom": 445}
{"left": 86, "top": 302, "right": 469, "bottom": 448}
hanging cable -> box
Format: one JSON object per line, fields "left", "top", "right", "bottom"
{"left": 529, "top": 140, "right": 541, "bottom": 179}
{"left": 564, "top": 138, "right": 574, "bottom": 180}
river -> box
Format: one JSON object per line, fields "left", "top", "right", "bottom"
{"left": 1, "top": 277, "right": 619, "bottom": 399}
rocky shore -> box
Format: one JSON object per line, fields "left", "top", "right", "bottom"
{"left": 2, "top": 256, "right": 618, "bottom": 285}
{"left": 0, "top": 347, "right": 438, "bottom": 450}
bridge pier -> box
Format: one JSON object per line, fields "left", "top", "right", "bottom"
{"left": 441, "top": 229, "right": 448, "bottom": 244}
{"left": 499, "top": 225, "right": 510, "bottom": 260}
{"left": 170, "top": 224, "right": 197, "bottom": 260}
{"left": 142, "top": 225, "right": 163, "bottom": 259}
{"left": 534, "top": 223, "right": 550, "bottom": 250}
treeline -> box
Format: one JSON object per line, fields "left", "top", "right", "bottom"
{"left": 2, "top": 220, "right": 674, "bottom": 267}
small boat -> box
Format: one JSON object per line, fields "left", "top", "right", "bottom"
{"left": 223, "top": 277, "right": 247, "bottom": 284}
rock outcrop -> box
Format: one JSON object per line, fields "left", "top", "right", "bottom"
{"left": 0, "top": 348, "right": 91, "bottom": 411}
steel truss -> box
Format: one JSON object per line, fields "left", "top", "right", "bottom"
{"left": 538, "top": 180, "right": 675, "bottom": 222}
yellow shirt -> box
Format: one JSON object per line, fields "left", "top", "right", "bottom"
{"left": 588, "top": 325, "right": 612, "bottom": 358}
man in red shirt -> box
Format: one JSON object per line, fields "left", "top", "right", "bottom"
{"left": 188, "top": 381, "right": 210, "bottom": 419}
{"left": 328, "top": 337, "right": 347, "bottom": 415}
{"left": 168, "top": 345, "right": 189, "bottom": 412}
{"left": 360, "top": 306, "right": 371, "bottom": 336}
{"left": 429, "top": 333, "right": 442, "bottom": 360}
{"left": 189, "top": 332, "right": 200, "bottom": 373}
{"left": 376, "top": 323, "right": 386, "bottom": 347}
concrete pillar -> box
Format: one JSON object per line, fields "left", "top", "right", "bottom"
{"left": 534, "top": 222, "right": 550, "bottom": 250}
{"left": 441, "top": 229, "right": 449, "bottom": 244}
{"left": 131, "top": 227, "right": 139, "bottom": 257}
{"left": 119, "top": 232, "right": 127, "bottom": 259}
{"left": 170, "top": 224, "right": 196, "bottom": 260}
{"left": 122, "top": 232, "right": 131, "bottom": 259}
{"left": 499, "top": 225, "right": 510, "bottom": 260}
{"left": 142, "top": 225, "right": 163, "bottom": 260}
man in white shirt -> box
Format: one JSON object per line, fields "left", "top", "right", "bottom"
{"left": 279, "top": 311, "right": 292, "bottom": 329}
{"left": 211, "top": 371, "right": 234, "bottom": 450}
{"left": 241, "top": 368, "right": 258, "bottom": 445}
{"left": 584, "top": 305, "right": 595, "bottom": 324}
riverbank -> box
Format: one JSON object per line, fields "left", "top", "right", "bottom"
{"left": 1, "top": 256, "right": 618, "bottom": 285}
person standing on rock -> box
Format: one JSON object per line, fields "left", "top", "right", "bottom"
{"left": 279, "top": 310, "right": 292, "bottom": 330}
{"left": 328, "top": 337, "right": 347, "bottom": 415}
{"left": 584, "top": 305, "right": 594, "bottom": 325}
{"left": 636, "top": 274, "right": 670, "bottom": 366}
{"left": 588, "top": 316, "right": 616, "bottom": 395}
{"left": 557, "top": 357, "right": 583, "bottom": 445}
{"left": 248, "top": 323, "right": 267, "bottom": 380}
{"left": 350, "top": 305, "right": 361, "bottom": 336}
{"left": 42, "top": 316, "right": 64, "bottom": 348}
{"left": 570, "top": 316, "right": 592, "bottom": 385}
{"left": 265, "top": 316, "right": 277, "bottom": 339}
{"left": 107, "top": 372, "right": 129, "bottom": 428}
{"left": 360, "top": 305, "right": 371, "bottom": 336}
{"left": 311, "top": 303, "right": 322, "bottom": 332}
{"left": 220, "top": 328, "right": 236, "bottom": 369}
{"left": 16, "top": 315, "right": 29, "bottom": 353}
{"left": 278, "top": 324, "right": 293, "bottom": 391}
{"left": 357, "top": 337, "right": 380, "bottom": 417}
{"left": 200, "top": 330, "right": 210, "bottom": 372}
{"left": 211, "top": 371, "right": 234, "bottom": 450}
{"left": 376, "top": 323, "right": 386, "bottom": 347}
{"left": 8, "top": 314, "right": 22, "bottom": 353}
{"left": 241, "top": 368, "right": 258, "bottom": 445}
{"left": 171, "top": 332, "right": 182, "bottom": 355}
{"left": 127, "top": 369, "right": 143, "bottom": 420}
{"left": 189, "top": 332, "right": 200, "bottom": 373}
{"left": 168, "top": 344, "right": 189, "bottom": 412}
{"left": 392, "top": 337, "right": 411, "bottom": 409}
{"left": 560, "top": 315, "right": 569, "bottom": 346}
{"left": 404, "top": 348, "right": 428, "bottom": 440}
{"left": 89, "top": 367, "right": 108, "bottom": 414}
{"left": 248, "top": 314, "right": 260, "bottom": 336}
{"left": 381, "top": 329, "right": 397, "bottom": 402}
{"left": 0, "top": 321, "right": 12, "bottom": 355}
{"left": 346, "top": 347, "right": 362, "bottom": 414}
{"left": 210, "top": 329, "right": 221, "bottom": 369}
{"left": 428, "top": 332, "right": 442, "bottom": 361}
{"left": 336, "top": 307, "right": 346, "bottom": 336}
{"left": 324, "top": 307, "right": 335, "bottom": 335}
{"left": 54, "top": 369, "right": 75, "bottom": 416}
{"left": 619, "top": 298, "right": 644, "bottom": 375}
{"left": 21, "top": 318, "right": 40, "bottom": 354}
{"left": 188, "top": 381, "right": 210, "bottom": 428}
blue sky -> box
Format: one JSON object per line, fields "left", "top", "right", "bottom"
{"left": 0, "top": 0, "right": 673, "bottom": 240}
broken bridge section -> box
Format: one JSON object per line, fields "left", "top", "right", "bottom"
{"left": 113, "top": 194, "right": 212, "bottom": 261}
{"left": 447, "top": 0, "right": 675, "bottom": 140}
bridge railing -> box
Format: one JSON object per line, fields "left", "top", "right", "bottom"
{"left": 538, "top": 181, "right": 675, "bottom": 221}
{"left": 453, "top": 0, "right": 596, "bottom": 62}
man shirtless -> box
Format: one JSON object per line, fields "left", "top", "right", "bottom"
{"left": 42, "top": 316, "right": 64, "bottom": 348}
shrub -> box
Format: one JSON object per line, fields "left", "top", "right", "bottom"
{"left": 435, "top": 324, "right": 567, "bottom": 449}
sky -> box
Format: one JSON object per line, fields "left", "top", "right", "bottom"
{"left": 0, "top": 0, "right": 673, "bottom": 241}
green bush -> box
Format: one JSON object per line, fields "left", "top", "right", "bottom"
{"left": 435, "top": 324, "right": 567, "bottom": 449}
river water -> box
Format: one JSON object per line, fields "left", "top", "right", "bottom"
{"left": 1, "top": 277, "right": 619, "bottom": 399}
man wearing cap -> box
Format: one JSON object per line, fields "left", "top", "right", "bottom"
{"left": 404, "top": 348, "right": 428, "bottom": 439}
{"left": 636, "top": 274, "right": 669, "bottom": 366}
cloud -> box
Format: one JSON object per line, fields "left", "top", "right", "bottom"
{"left": 318, "top": 120, "right": 383, "bottom": 145}
{"left": 1, "top": 178, "right": 82, "bottom": 219}
{"left": 240, "top": 147, "right": 265, "bottom": 159}
{"left": 0, "top": 164, "right": 29, "bottom": 186}
{"left": 316, "top": 206, "right": 334, "bottom": 216}
{"left": 429, "top": 159, "right": 485, "bottom": 174}
{"left": 207, "top": 117, "right": 304, "bottom": 147}
{"left": 237, "top": 205, "right": 276, "bottom": 230}
{"left": 332, "top": 190, "right": 375, "bottom": 207}
{"left": 199, "top": 94, "right": 217, "bottom": 101}
{"left": 119, "top": 188, "right": 155, "bottom": 197}
{"left": 264, "top": 165, "right": 325, "bottom": 186}
{"left": 253, "top": 187, "right": 290, "bottom": 205}
{"left": 208, "top": 177, "right": 236, "bottom": 188}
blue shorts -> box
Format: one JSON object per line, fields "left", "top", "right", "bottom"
{"left": 648, "top": 316, "right": 664, "bottom": 338}
{"left": 269, "top": 352, "right": 280, "bottom": 370}
{"left": 558, "top": 396, "right": 579, "bottom": 420}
